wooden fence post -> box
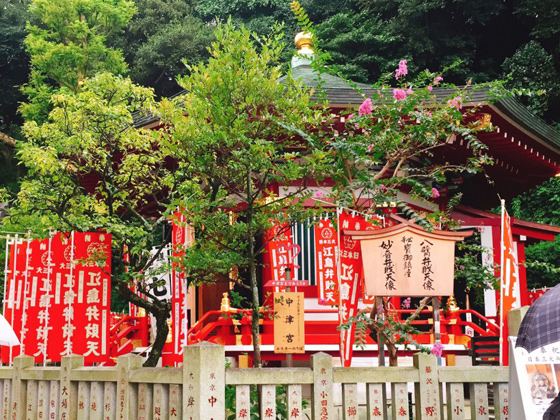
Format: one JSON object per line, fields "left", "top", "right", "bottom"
{"left": 311, "top": 352, "right": 334, "bottom": 420}
{"left": 59, "top": 354, "right": 84, "bottom": 420}
{"left": 116, "top": 354, "right": 143, "bottom": 420}
{"left": 414, "top": 353, "right": 441, "bottom": 420}
{"left": 183, "top": 342, "right": 225, "bottom": 420}
{"left": 10, "top": 355, "right": 33, "bottom": 420}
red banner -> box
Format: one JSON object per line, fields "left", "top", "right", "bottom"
{"left": 2, "top": 232, "right": 111, "bottom": 365}
{"left": 314, "top": 219, "right": 338, "bottom": 305}
{"left": 262, "top": 222, "right": 297, "bottom": 290}
{"left": 500, "top": 205, "right": 520, "bottom": 365}
{"left": 170, "top": 212, "right": 194, "bottom": 363}
{"left": 338, "top": 211, "right": 381, "bottom": 367}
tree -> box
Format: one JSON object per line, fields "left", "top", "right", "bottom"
{"left": 511, "top": 177, "right": 560, "bottom": 288}
{"left": 10, "top": 73, "right": 178, "bottom": 366}
{"left": 502, "top": 41, "right": 560, "bottom": 117}
{"left": 158, "top": 22, "right": 330, "bottom": 367}
{"left": 291, "top": 1, "right": 499, "bottom": 365}
{"left": 20, "top": 0, "right": 136, "bottom": 123}
{"left": 114, "top": 0, "right": 213, "bottom": 97}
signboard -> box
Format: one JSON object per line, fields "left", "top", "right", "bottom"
{"left": 263, "top": 223, "right": 297, "bottom": 289}
{"left": 346, "top": 224, "right": 470, "bottom": 297}
{"left": 314, "top": 219, "right": 338, "bottom": 305}
{"left": 510, "top": 337, "right": 559, "bottom": 420}
{"left": 273, "top": 292, "right": 305, "bottom": 354}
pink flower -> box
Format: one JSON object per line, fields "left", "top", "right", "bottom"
{"left": 447, "top": 96, "right": 463, "bottom": 110}
{"left": 380, "top": 184, "right": 387, "bottom": 192}
{"left": 427, "top": 86, "right": 433, "bottom": 91}
{"left": 367, "top": 143, "right": 375, "bottom": 152}
{"left": 432, "top": 188, "right": 440, "bottom": 198}
{"left": 348, "top": 113, "right": 355, "bottom": 120}
{"left": 395, "top": 59, "right": 408, "bottom": 79}
{"left": 433, "top": 76, "right": 443, "bottom": 85}
{"left": 319, "top": 298, "right": 327, "bottom": 305}
{"left": 402, "top": 297, "right": 411, "bottom": 309}
{"left": 393, "top": 89, "right": 407, "bottom": 101}
{"left": 406, "top": 88, "right": 414, "bottom": 95}
{"left": 431, "top": 342, "right": 444, "bottom": 358}
{"left": 359, "top": 98, "right": 373, "bottom": 116}
{"left": 314, "top": 190, "right": 324, "bottom": 199}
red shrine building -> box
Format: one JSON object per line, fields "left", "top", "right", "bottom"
{"left": 4, "top": 34, "right": 560, "bottom": 368}
{"left": 130, "top": 36, "right": 560, "bottom": 363}
{"left": 131, "top": 33, "right": 560, "bottom": 367}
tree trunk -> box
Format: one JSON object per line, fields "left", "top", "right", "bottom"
{"left": 387, "top": 342, "right": 399, "bottom": 366}
{"left": 144, "top": 307, "right": 170, "bottom": 367}
{"left": 246, "top": 167, "right": 262, "bottom": 368}
{"left": 117, "top": 282, "right": 171, "bottom": 367}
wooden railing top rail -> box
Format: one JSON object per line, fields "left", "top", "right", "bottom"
{"left": 129, "top": 367, "right": 182, "bottom": 384}
{"left": 438, "top": 366, "right": 508, "bottom": 383}
{"left": 226, "top": 367, "right": 314, "bottom": 385}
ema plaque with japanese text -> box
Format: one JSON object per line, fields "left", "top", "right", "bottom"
{"left": 345, "top": 224, "right": 471, "bottom": 297}
{"left": 274, "top": 292, "right": 305, "bottom": 354}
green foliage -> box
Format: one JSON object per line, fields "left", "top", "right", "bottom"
{"left": 9, "top": 72, "right": 177, "bottom": 365}
{"left": 512, "top": 177, "right": 560, "bottom": 226}
{"left": 523, "top": 243, "right": 560, "bottom": 288}
{"left": 158, "top": 21, "right": 330, "bottom": 366}
{"left": 114, "top": 0, "right": 213, "bottom": 97}
{"left": 21, "top": 0, "right": 136, "bottom": 123}
{"left": 0, "top": 0, "right": 30, "bottom": 131}
{"left": 502, "top": 41, "right": 560, "bottom": 116}
{"left": 454, "top": 240, "right": 498, "bottom": 305}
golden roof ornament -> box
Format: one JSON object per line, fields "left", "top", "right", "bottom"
{"left": 294, "top": 31, "right": 314, "bottom": 55}
{"left": 292, "top": 31, "right": 314, "bottom": 68}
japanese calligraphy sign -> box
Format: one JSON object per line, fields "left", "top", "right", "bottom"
{"left": 2, "top": 232, "right": 111, "bottom": 364}
{"left": 171, "top": 212, "right": 195, "bottom": 361}
{"left": 314, "top": 219, "right": 338, "bottom": 305}
{"left": 263, "top": 222, "right": 297, "bottom": 290}
{"left": 338, "top": 211, "right": 381, "bottom": 367}
{"left": 274, "top": 292, "right": 305, "bottom": 354}
{"left": 346, "top": 224, "right": 470, "bottom": 297}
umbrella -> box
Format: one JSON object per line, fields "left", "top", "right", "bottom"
{"left": 517, "top": 283, "right": 560, "bottom": 352}
{"left": 0, "top": 314, "right": 20, "bottom": 347}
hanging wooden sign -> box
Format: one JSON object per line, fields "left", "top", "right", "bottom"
{"left": 345, "top": 224, "right": 471, "bottom": 297}
{"left": 274, "top": 292, "right": 305, "bottom": 354}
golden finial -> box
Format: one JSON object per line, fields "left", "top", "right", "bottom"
{"left": 166, "top": 319, "right": 173, "bottom": 343}
{"left": 221, "top": 292, "right": 239, "bottom": 313}
{"left": 294, "top": 31, "right": 314, "bottom": 55}
{"left": 447, "top": 295, "right": 460, "bottom": 312}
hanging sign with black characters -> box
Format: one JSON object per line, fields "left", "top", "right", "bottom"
{"left": 345, "top": 224, "right": 471, "bottom": 297}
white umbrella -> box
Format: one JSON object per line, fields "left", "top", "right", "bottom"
{"left": 0, "top": 314, "right": 20, "bottom": 347}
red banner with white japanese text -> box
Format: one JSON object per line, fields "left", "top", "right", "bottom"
{"left": 500, "top": 203, "right": 520, "bottom": 365}
{"left": 262, "top": 222, "right": 297, "bottom": 290}
{"left": 2, "top": 232, "right": 111, "bottom": 364}
{"left": 314, "top": 219, "right": 338, "bottom": 305}
{"left": 338, "top": 211, "right": 382, "bottom": 367}
{"left": 171, "top": 212, "right": 194, "bottom": 363}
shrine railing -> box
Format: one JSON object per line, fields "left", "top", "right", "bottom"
{"left": 0, "top": 341, "right": 508, "bottom": 420}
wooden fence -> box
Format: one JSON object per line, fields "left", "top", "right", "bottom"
{"left": 0, "top": 341, "right": 508, "bottom": 420}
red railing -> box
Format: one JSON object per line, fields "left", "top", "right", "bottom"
{"left": 186, "top": 308, "right": 500, "bottom": 348}
{"left": 108, "top": 315, "right": 149, "bottom": 358}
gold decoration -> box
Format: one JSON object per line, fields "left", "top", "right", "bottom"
{"left": 447, "top": 295, "right": 460, "bottom": 312}
{"left": 221, "top": 292, "right": 239, "bottom": 313}
{"left": 294, "top": 31, "right": 314, "bottom": 54}
{"left": 166, "top": 319, "right": 173, "bottom": 343}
